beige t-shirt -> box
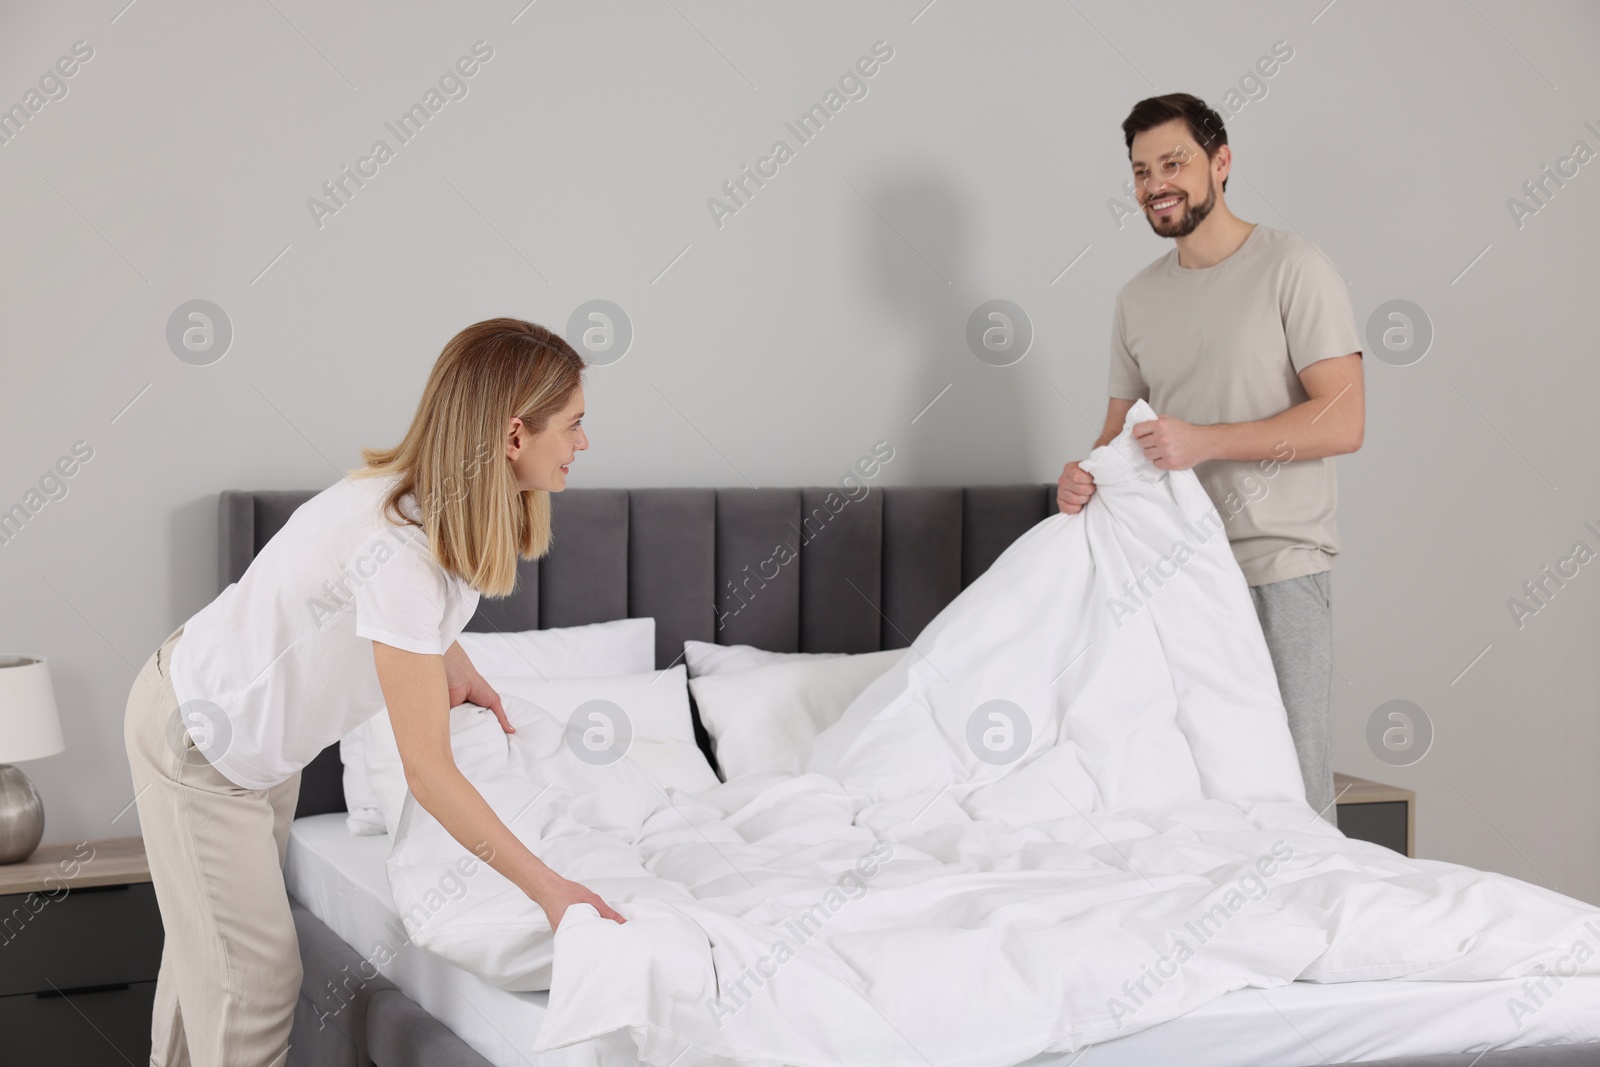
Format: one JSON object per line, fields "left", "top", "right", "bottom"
{"left": 1107, "top": 223, "right": 1361, "bottom": 587}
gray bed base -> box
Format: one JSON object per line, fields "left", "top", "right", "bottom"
{"left": 217, "top": 485, "right": 1600, "bottom": 1067}
{"left": 289, "top": 899, "right": 492, "bottom": 1067}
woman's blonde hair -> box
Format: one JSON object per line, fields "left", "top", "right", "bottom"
{"left": 353, "top": 317, "right": 586, "bottom": 597}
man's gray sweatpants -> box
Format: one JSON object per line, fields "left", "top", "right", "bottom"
{"left": 1248, "top": 570, "right": 1336, "bottom": 825}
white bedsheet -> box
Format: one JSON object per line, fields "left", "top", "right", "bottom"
{"left": 287, "top": 812, "right": 1600, "bottom": 1067}
{"left": 383, "top": 399, "right": 1600, "bottom": 1066}
{"left": 285, "top": 813, "right": 639, "bottom": 1066}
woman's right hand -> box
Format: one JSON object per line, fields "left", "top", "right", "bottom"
{"left": 536, "top": 875, "right": 627, "bottom": 930}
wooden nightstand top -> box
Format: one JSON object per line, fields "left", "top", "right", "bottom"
{"left": 1334, "top": 772, "right": 1415, "bottom": 806}
{"left": 0, "top": 837, "right": 149, "bottom": 896}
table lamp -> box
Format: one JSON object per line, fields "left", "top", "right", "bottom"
{"left": 0, "top": 655, "right": 65, "bottom": 864}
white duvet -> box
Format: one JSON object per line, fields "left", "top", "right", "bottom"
{"left": 388, "top": 399, "right": 1600, "bottom": 1066}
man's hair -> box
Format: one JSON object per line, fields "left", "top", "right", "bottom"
{"left": 1121, "top": 93, "right": 1229, "bottom": 192}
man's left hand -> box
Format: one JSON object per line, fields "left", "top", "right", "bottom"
{"left": 1132, "top": 415, "right": 1212, "bottom": 471}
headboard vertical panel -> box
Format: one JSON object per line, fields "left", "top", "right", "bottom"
{"left": 798, "top": 487, "right": 884, "bottom": 654}
{"left": 962, "top": 487, "right": 1054, "bottom": 587}
{"left": 538, "top": 489, "right": 629, "bottom": 628}
{"left": 219, "top": 490, "right": 256, "bottom": 588}
{"left": 467, "top": 556, "right": 540, "bottom": 633}
{"left": 628, "top": 489, "right": 716, "bottom": 669}
{"left": 713, "top": 489, "right": 802, "bottom": 652}
{"left": 879, "top": 488, "right": 963, "bottom": 649}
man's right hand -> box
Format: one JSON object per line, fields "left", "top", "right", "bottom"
{"left": 536, "top": 875, "right": 627, "bottom": 930}
{"left": 1057, "top": 460, "right": 1097, "bottom": 514}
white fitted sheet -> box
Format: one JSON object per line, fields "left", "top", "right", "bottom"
{"left": 285, "top": 814, "right": 1600, "bottom": 1066}
{"left": 285, "top": 814, "right": 634, "bottom": 1066}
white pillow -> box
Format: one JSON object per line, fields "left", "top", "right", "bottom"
{"left": 365, "top": 666, "right": 719, "bottom": 834}
{"left": 689, "top": 649, "right": 904, "bottom": 780}
{"left": 339, "top": 728, "right": 386, "bottom": 835}
{"left": 682, "top": 639, "right": 844, "bottom": 677}
{"left": 456, "top": 617, "right": 655, "bottom": 678}
{"left": 364, "top": 700, "right": 514, "bottom": 837}
{"left": 341, "top": 618, "right": 655, "bottom": 833}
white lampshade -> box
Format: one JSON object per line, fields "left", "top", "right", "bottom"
{"left": 0, "top": 656, "right": 66, "bottom": 763}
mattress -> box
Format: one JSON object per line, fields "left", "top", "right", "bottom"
{"left": 285, "top": 813, "right": 1600, "bottom": 1066}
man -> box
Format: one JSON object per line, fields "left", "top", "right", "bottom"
{"left": 1058, "top": 93, "right": 1364, "bottom": 824}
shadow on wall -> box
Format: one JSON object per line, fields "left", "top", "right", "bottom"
{"left": 861, "top": 172, "right": 1041, "bottom": 486}
{"left": 168, "top": 496, "right": 221, "bottom": 633}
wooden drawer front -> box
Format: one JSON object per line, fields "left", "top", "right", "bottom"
{"left": 1338, "top": 801, "right": 1409, "bottom": 856}
{"left": 0, "top": 979, "right": 155, "bottom": 1065}
{"left": 0, "top": 882, "right": 164, "bottom": 997}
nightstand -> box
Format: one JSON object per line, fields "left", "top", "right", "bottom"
{"left": 1334, "top": 772, "right": 1416, "bottom": 857}
{"left": 0, "top": 837, "right": 163, "bottom": 1066}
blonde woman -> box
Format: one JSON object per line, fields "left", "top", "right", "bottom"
{"left": 123, "top": 318, "right": 624, "bottom": 1067}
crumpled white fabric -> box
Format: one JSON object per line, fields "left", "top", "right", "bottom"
{"left": 388, "top": 398, "right": 1600, "bottom": 1066}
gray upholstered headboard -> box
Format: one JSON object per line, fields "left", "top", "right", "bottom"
{"left": 220, "top": 484, "right": 1062, "bottom": 816}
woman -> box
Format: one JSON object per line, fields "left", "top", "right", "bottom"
{"left": 123, "top": 318, "right": 625, "bottom": 1067}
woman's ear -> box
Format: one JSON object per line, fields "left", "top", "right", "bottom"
{"left": 505, "top": 416, "right": 525, "bottom": 461}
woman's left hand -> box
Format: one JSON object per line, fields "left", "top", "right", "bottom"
{"left": 443, "top": 644, "right": 515, "bottom": 734}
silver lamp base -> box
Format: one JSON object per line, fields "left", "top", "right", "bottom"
{"left": 0, "top": 764, "right": 45, "bottom": 865}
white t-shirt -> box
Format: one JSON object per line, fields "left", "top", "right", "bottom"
{"left": 169, "top": 473, "right": 481, "bottom": 790}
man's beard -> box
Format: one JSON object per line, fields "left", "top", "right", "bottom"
{"left": 1147, "top": 177, "right": 1216, "bottom": 239}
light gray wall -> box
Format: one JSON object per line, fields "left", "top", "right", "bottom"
{"left": 2, "top": 1, "right": 1597, "bottom": 904}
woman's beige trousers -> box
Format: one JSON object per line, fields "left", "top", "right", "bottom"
{"left": 123, "top": 626, "right": 303, "bottom": 1067}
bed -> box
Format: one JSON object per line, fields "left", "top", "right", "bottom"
{"left": 218, "top": 485, "right": 1600, "bottom": 1067}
